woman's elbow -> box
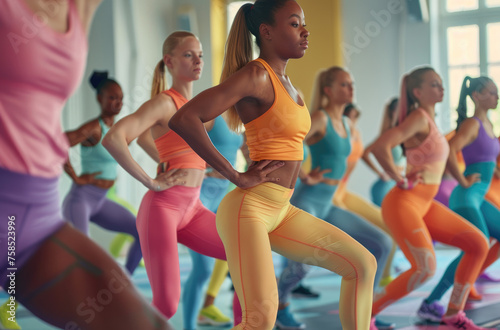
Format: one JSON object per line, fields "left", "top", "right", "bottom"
{"left": 102, "top": 131, "right": 119, "bottom": 151}
{"left": 168, "top": 111, "right": 192, "bottom": 133}
{"left": 371, "top": 143, "right": 386, "bottom": 160}
{"left": 168, "top": 112, "right": 181, "bottom": 132}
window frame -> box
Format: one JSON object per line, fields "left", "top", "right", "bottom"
{"left": 438, "top": 0, "right": 500, "bottom": 131}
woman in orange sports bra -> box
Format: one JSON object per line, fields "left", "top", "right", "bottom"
{"left": 103, "top": 31, "right": 238, "bottom": 328}
{"left": 169, "top": 1, "right": 377, "bottom": 329}
{"left": 368, "top": 67, "right": 490, "bottom": 330}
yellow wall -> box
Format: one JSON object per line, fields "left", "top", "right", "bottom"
{"left": 210, "top": 0, "right": 227, "bottom": 86}
{"left": 211, "top": 0, "right": 343, "bottom": 105}
{"left": 287, "top": 0, "right": 343, "bottom": 107}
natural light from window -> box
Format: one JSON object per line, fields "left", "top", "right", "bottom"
{"left": 447, "top": 0, "right": 478, "bottom": 12}
{"left": 486, "top": 0, "right": 500, "bottom": 7}
{"left": 487, "top": 23, "right": 500, "bottom": 134}
{"left": 447, "top": 25, "right": 480, "bottom": 128}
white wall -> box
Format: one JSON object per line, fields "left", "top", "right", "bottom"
{"left": 341, "top": 0, "right": 432, "bottom": 200}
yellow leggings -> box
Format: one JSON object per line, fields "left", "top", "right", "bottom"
{"left": 206, "top": 259, "right": 229, "bottom": 297}
{"left": 334, "top": 181, "right": 397, "bottom": 281}
{"left": 216, "top": 183, "right": 376, "bottom": 330}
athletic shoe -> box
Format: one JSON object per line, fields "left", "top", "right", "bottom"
{"left": 417, "top": 300, "right": 446, "bottom": 322}
{"left": 291, "top": 285, "right": 320, "bottom": 299}
{"left": 375, "top": 318, "right": 396, "bottom": 330}
{"left": 198, "top": 305, "right": 232, "bottom": 327}
{"left": 0, "top": 300, "right": 21, "bottom": 329}
{"left": 438, "top": 311, "right": 491, "bottom": 329}
{"left": 379, "top": 275, "right": 394, "bottom": 287}
{"left": 275, "top": 306, "right": 306, "bottom": 329}
{"left": 478, "top": 272, "right": 500, "bottom": 282}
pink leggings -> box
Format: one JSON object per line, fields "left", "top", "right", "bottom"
{"left": 136, "top": 185, "right": 227, "bottom": 318}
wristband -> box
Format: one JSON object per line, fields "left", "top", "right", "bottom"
{"left": 397, "top": 177, "right": 414, "bottom": 190}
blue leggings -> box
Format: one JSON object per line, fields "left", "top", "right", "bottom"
{"left": 427, "top": 162, "right": 500, "bottom": 302}
{"left": 182, "top": 177, "right": 229, "bottom": 330}
{"left": 62, "top": 183, "right": 142, "bottom": 274}
{"left": 278, "top": 183, "right": 392, "bottom": 303}
{"left": 370, "top": 178, "right": 396, "bottom": 207}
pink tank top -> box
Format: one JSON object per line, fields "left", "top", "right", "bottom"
{"left": 0, "top": 0, "right": 88, "bottom": 178}
{"left": 405, "top": 109, "right": 450, "bottom": 184}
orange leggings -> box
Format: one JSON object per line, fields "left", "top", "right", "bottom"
{"left": 373, "top": 184, "right": 489, "bottom": 315}
{"left": 216, "top": 183, "right": 377, "bottom": 330}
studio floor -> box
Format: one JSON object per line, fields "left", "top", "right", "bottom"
{"left": 2, "top": 245, "right": 499, "bottom": 330}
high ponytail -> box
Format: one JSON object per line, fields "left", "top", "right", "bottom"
{"left": 398, "top": 75, "right": 410, "bottom": 124}
{"left": 222, "top": 3, "right": 254, "bottom": 132}
{"left": 221, "top": 0, "right": 292, "bottom": 132}
{"left": 150, "top": 31, "right": 196, "bottom": 98}
{"left": 456, "top": 76, "right": 493, "bottom": 129}
{"left": 151, "top": 60, "right": 166, "bottom": 98}
{"left": 456, "top": 76, "right": 472, "bottom": 129}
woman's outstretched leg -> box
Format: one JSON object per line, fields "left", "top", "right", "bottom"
{"left": 15, "top": 224, "right": 172, "bottom": 330}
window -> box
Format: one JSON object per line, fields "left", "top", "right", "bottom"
{"left": 439, "top": 0, "right": 500, "bottom": 134}
{"left": 447, "top": 0, "right": 478, "bottom": 12}
{"left": 486, "top": 0, "right": 500, "bottom": 7}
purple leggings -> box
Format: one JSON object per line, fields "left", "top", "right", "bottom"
{"left": 0, "top": 167, "right": 66, "bottom": 289}
{"left": 434, "top": 178, "right": 459, "bottom": 207}
{"left": 62, "top": 183, "right": 142, "bottom": 274}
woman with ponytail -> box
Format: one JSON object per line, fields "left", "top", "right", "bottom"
{"left": 368, "top": 68, "right": 490, "bottom": 330}
{"left": 362, "top": 98, "right": 405, "bottom": 207}
{"left": 103, "top": 31, "right": 235, "bottom": 328}
{"left": 276, "top": 69, "right": 393, "bottom": 330}
{"left": 169, "top": 1, "right": 377, "bottom": 329}
{"left": 61, "top": 71, "right": 142, "bottom": 275}
{"left": 417, "top": 76, "right": 500, "bottom": 324}
{"left": 0, "top": 1, "right": 173, "bottom": 329}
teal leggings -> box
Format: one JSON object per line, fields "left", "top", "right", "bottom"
{"left": 427, "top": 162, "right": 500, "bottom": 302}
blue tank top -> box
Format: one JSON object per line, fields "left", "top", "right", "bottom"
{"left": 309, "top": 111, "right": 351, "bottom": 180}
{"left": 462, "top": 117, "right": 500, "bottom": 167}
{"left": 80, "top": 118, "right": 118, "bottom": 180}
{"left": 303, "top": 143, "right": 310, "bottom": 162}
{"left": 209, "top": 116, "right": 243, "bottom": 166}
{"left": 391, "top": 145, "right": 406, "bottom": 167}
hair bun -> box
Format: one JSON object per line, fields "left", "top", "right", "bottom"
{"left": 90, "top": 71, "right": 109, "bottom": 90}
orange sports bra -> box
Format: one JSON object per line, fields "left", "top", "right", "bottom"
{"left": 347, "top": 134, "right": 364, "bottom": 165}
{"left": 405, "top": 109, "right": 449, "bottom": 184}
{"left": 154, "top": 89, "right": 206, "bottom": 170}
{"left": 244, "top": 58, "right": 311, "bottom": 161}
